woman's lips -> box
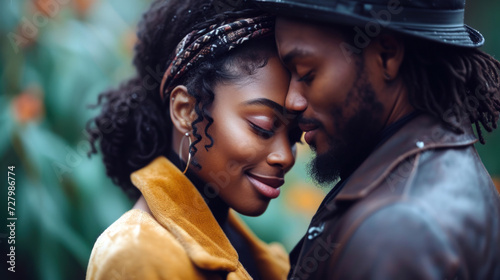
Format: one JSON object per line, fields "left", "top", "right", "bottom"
{"left": 246, "top": 173, "right": 284, "bottom": 199}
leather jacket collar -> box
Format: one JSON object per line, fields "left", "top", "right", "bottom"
{"left": 336, "top": 114, "right": 477, "bottom": 201}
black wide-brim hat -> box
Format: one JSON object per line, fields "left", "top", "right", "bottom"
{"left": 253, "top": 0, "right": 484, "bottom": 48}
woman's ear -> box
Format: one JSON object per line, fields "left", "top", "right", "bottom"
{"left": 170, "top": 85, "right": 197, "bottom": 133}
{"left": 375, "top": 34, "right": 405, "bottom": 81}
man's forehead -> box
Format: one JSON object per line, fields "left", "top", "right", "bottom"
{"left": 276, "top": 16, "right": 317, "bottom": 34}
{"left": 276, "top": 17, "right": 341, "bottom": 41}
{"left": 281, "top": 48, "right": 313, "bottom": 65}
{"left": 275, "top": 18, "right": 339, "bottom": 58}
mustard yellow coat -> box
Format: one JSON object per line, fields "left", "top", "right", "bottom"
{"left": 86, "top": 157, "right": 289, "bottom": 280}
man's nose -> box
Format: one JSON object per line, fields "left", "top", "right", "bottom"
{"left": 285, "top": 82, "right": 307, "bottom": 113}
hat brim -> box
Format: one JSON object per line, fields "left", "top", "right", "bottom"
{"left": 255, "top": 0, "right": 484, "bottom": 48}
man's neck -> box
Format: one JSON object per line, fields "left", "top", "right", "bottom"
{"left": 382, "top": 83, "right": 415, "bottom": 128}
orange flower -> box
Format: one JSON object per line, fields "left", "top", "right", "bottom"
{"left": 11, "top": 88, "right": 44, "bottom": 124}
{"left": 33, "top": 0, "right": 57, "bottom": 18}
{"left": 285, "top": 184, "right": 324, "bottom": 216}
{"left": 73, "top": 0, "right": 96, "bottom": 17}
{"left": 493, "top": 177, "right": 500, "bottom": 194}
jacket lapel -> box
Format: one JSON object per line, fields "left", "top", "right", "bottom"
{"left": 229, "top": 213, "right": 290, "bottom": 280}
{"left": 130, "top": 157, "right": 239, "bottom": 272}
{"left": 335, "top": 114, "right": 477, "bottom": 201}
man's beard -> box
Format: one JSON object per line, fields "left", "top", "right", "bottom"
{"left": 308, "top": 69, "right": 384, "bottom": 187}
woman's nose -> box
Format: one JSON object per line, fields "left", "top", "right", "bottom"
{"left": 267, "top": 133, "right": 295, "bottom": 173}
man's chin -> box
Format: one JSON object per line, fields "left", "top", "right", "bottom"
{"left": 308, "top": 148, "right": 341, "bottom": 187}
{"left": 308, "top": 139, "right": 328, "bottom": 155}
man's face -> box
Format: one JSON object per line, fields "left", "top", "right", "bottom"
{"left": 275, "top": 18, "right": 385, "bottom": 184}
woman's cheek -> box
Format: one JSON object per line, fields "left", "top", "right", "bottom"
{"left": 221, "top": 119, "right": 256, "bottom": 156}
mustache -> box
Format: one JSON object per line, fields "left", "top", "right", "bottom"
{"left": 297, "top": 116, "right": 323, "bottom": 128}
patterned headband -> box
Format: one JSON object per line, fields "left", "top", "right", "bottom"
{"left": 159, "top": 15, "right": 274, "bottom": 99}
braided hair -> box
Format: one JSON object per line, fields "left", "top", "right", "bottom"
{"left": 399, "top": 38, "right": 500, "bottom": 144}
{"left": 86, "top": 0, "right": 276, "bottom": 199}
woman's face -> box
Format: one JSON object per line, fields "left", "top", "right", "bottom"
{"left": 193, "top": 55, "right": 300, "bottom": 216}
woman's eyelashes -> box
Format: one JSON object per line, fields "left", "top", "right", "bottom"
{"left": 248, "top": 117, "right": 302, "bottom": 144}
{"left": 247, "top": 115, "right": 278, "bottom": 139}
{"left": 249, "top": 122, "right": 274, "bottom": 139}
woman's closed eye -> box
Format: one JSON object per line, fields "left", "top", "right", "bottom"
{"left": 247, "top": 116, "right": 277, "bottom": 139}
{"left": 248, "top": 116, "right": 302, "bottom": 144}
{"left": 249, "top": 122, "right": 274, "bottom": 139}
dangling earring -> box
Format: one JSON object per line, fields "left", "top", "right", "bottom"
{"left": 179, "top": 132, "right": 192, "bottom": 174}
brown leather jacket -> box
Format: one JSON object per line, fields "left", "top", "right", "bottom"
{"left": 288, "top": 114, "right": 500, "bottom": 280}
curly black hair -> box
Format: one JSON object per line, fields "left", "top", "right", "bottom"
{"left": 86, "top": 0, "right": 276, "bottom": 199}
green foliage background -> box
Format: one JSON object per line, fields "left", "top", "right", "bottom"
{"left": 0, "top": 1, "right": 498, "bottom": 279}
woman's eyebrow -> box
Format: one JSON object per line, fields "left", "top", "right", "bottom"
{"left": 242, "top": 98, "right": 285, "bottom": 112}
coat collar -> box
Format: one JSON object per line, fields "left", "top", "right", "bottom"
{"left": 335, "top": 114, "right": 478, "bottom": 201}
{"left": 130, "top": 157, "right": 240, "bottom": 272}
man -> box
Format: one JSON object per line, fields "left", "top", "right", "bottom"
{"left": 253, "top": 0, "right": 500, "bottom": 279}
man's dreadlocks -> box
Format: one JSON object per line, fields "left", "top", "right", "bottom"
{"left": 400, "top": 38, "right": 500, "bottom": 144}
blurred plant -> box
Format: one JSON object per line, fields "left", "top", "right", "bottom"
{"left": 11, "top": 87, "right": 44, "bottom": 124}
{"left": 0, "top": 1, "right": 498, "bottom": 280}
{"left": 284, "top": 184, "right": 324, "bottom": 216}
{"left": 493, "top": 177, "right": 500, "bottom": 194}
{"left": 73, "top": 0, "right": 97, "bottom": 17}
{"left": 0, "top": 0, "right": 147, "bottom": 279}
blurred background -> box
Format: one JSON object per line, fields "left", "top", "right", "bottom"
{"left": 0, "top": 0, "right": 499, "bottom": 279}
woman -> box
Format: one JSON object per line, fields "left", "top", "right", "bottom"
{"left": 85, "top": 0, "right": 301, "bottom": 279}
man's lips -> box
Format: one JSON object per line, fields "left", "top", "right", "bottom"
{"left": 298, "top": 122, "right": 319, "bottom": 132}
{"left": 303, "top": 130, "right": 317, "bottom": 145}
{"left": 298, "top": 119, "right": 321, "bottom": 145}
{"left": 246, "top": 172, "right": 284, "bottom": 199}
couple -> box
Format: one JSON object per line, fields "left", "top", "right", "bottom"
{"left": 86, "top": 0, "right": 500, "bottom": 279}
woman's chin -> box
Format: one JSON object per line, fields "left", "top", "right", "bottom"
{"left": 233, "top": 202, "right": 270, "bottom": 217}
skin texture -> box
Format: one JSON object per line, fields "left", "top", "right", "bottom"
{"left": 167, "top": 55, "right": 299, "bottom": 217}
{"left": 133, "top": 53, "right": 299, "bottom": 279}
{"left": 275, "top": 18, "right": 414, "bottom": 184}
